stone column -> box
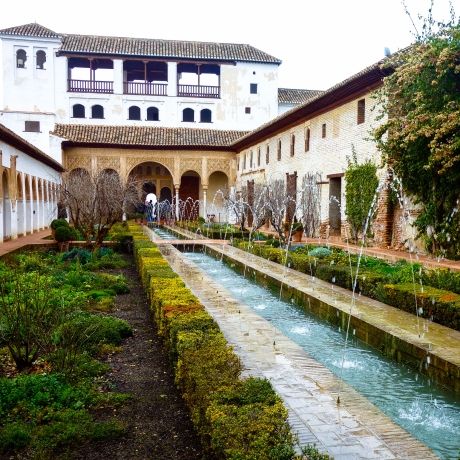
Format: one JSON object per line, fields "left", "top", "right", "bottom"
{"left": 175, "top": 185, "right": 180, "bottom": 220}
{"left": 202, "top": 186, "right": 207, "bottom": 219}
{"left": 168, "top": 62, "right": 177, "bottom": 97}
{"left": 113, "top": 59, "right": 123, "bottom": 94}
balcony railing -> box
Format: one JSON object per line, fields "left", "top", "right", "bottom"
{"left": 177, "top": 84, "right": 220, "bottom": 98}
{"left": 68, "top": 79, "right": 113, "bottom": 94}
{"left": 123, "top": 81, "right": 168, "bottom": 96}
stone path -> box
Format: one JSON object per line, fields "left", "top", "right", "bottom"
{"left": 0, "top": 229, "right": 53, "bottom": 257}
{"left": 146, "top": 228, "right": 439, "bottom": 459}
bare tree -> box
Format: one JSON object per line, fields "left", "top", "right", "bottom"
{"left": 61, "top": 169, "right": 138, "bottom": 247}
{"left": 247, "top": 183, "right": 269, "bottom": 237}
{"left": 265, "top": 179, "right": 292, "bottom": 243}
{"left": 299, "top": 173, "right": 321, "bottom": 237}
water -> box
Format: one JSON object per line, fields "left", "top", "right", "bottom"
{"left": 182, "top": 249, "right": 460, "bottom": 460}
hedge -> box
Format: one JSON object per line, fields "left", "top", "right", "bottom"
{"left": 129, "top": 223, "right": 296, "bottom": 459}
{"left": 380, "top": 283, "right": 460, "bottom": 330}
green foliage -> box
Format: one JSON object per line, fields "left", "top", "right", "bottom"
{"left": 344, "top": 152, "right": 379, "bottom": 242}
{"left": 300, "top": 444, "right": 332, "bottom": 460}
{"left": 307, "top": 247, "right": 332, "bottom": 258}
{"left": 373, "top": 20, "right": 460, "bottom": 257}
{"left": 50, "top": 218, "right": 69, "bottom": 230}
{"left": 54, "top": 225, "right": 78, "bottom": 243}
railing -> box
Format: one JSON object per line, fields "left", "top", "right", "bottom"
{"left": 177, "top": 84, "right": 220, "bottom": 98}
{"left": 68, "top": 79, "right": 113, "bottom": 94}
{"left": 123, "top": 81, "right": 168, "bottom": 96}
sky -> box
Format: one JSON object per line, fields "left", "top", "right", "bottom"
{"left": 0, "top": 0, "right": 458, "bottom": 90}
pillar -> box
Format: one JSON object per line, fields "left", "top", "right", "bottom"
{"left": 175, "top": 185, "right": 180, "bottom": 220}
{"left": 202, "top": 186, "right": 207, "bottom": 219}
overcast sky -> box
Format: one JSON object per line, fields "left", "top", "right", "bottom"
{"left": 1, "top": 0, "right": 458, "bottom": 89}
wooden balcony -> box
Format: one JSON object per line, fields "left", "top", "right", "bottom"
{"left": 68, "top": 79, "right": 113, "bottom": 94}
{"left": 123, "top": 81, "right": 168, "bottom": 96}
{"left": 177, "top": 84, "right": 220, "bottom": 98}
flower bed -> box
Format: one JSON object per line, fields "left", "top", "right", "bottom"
{"left": 129, "top": 224, "right": 297, "bottom": 459}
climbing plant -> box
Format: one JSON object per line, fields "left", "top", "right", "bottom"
{"left": 344, "top": 153, "right": 379, "bottom": 242}
{"left": 373, "top": 10, "right": 460, "bottom": 257}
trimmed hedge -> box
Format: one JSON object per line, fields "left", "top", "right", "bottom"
{"left": 381, "top": 283, "right": 460, "bottom": 330}
{"left": 129, "top": 223, "right": 295, "bottom": 459}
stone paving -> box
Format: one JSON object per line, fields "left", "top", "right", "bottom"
{"left": 146, "top": 227, "right": 439, "bottom": 459}
{"left": 0, "top": 229, "right": 54, "bottom": 257}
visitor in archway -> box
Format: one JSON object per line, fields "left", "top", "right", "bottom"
{"left": 145, "top": 192, "right": 157, "bottom": 224}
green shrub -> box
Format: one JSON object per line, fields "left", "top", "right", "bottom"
{"left": 380, "top": 283, "right": 460, "bottom": 330}
{"left": 55, "top": 226, "right": 77, "bottom": 243}
{"left": 50, "top": 218, "right": 69, "bottom": 230}
{"left": 0, "top": 422, "right": 31, "bottom": 453}
{"left": 62, "top": 248, "right": 93, "bottom": 264}
{"left": 308, "top": 247, "right": 332, "bottom": 258}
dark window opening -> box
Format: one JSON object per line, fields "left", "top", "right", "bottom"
{"left": 36, "top": 50, "right": 46, "bottom": 70}
{"left": 357, "top": 99, "right": 365, "bottom": 124}
{"left": 245, "top": 107, "right": 251, "bottom": 114}
{"left": 16, "top": 49, "right": 27, "bottom": 68}
{"left": 250, "top": 150, "right": 253, "bottom": 168}
{"left": 257, "top": 147, "right": 261, "bottom": 167}
{"left": 250, "top": 83, "right": 258, "bottom": 94}
{"left": 24, "top": 121, "right": 40, "bottom": 132}
{"left": 72, "top": 104, "right": 85, "bottom": 118}
{"left": 290, "top": 134, "right": 295, "bottom": 156}
{"left": 243, "top": 154, "right": 247, "bottom": 170}
{"left": 91, "top": 104, "right": 104, "bottom": 119}
{"left": 305, "top": 128, "right": 311, "bottom": 152}
{"left": 182, "top": 108, "right": 195, "bottom": 122}
{"left": 266, "top": 145, "right": 270, "bottom": 164}
{"left": 277, "top": 139, "right": 282, "bottom": 161}
{"left": 128, "top": 105, "right": 141, "bottom": 120}
{"left": 200, "top": 108, "right": 212, "bottom": 123}
{"left": 322, "top": 123, "right": 327, "bottom": 138}
{"left": 147, "top": 106, "right": 159, "bottom": 121}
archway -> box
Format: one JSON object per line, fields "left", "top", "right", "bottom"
{"left": 207, "top": 171, "right": 229, "bottom": 222}
{"left": 180, "top": 170, "right": 200, "bottom": 220}
{"left": 127, "top": 161, "right": 174, "bottom": 218}
{"left": 2, "top": 170, "right": 11, "bottom": 241}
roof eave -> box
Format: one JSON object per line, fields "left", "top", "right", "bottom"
{"left": 61, "top": 141, "right": 237, "bottom": 151}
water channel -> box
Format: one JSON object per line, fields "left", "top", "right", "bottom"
{"left": 176, "top": 245, "right": 459, "bottom": 459}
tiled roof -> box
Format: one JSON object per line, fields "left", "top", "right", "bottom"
{"left": 52, "top": 124, "right": 248, "bottom": 149}
{"left": 0, "top": 123, "right": 64, "bottom": 172}
{"left": 278, "top": 88, "right": 324, "bottom": 105}
{"left": 59, "top": 34, "right": 281, "bottom": 64}
{"left": 0, "top": 23, "right": 60, "bottom": 39}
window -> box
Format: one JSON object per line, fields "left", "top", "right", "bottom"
{"left": 200, "top": 108, "right": 212, "bottom": 123}
{"left": 250, "top": 83, "right": 258, "bottom": 94}
{"left": 36, "top": 50, "right": 46, "bottom": 70}
{"left": 91, "top": 105, "right": 104, "bottom": 119}
{"left": 129, "top": 106, "right": 141, "bottom": 120}
{"left": 357, "top": 98, "right": 365, "bottom": 124}
{"left": 277, "top": 139, "right": 282, "bottom": 161}
{"left": 305, "top": 128, "right": 310, "bottom": 152}
{"left": 147, "top": 106, "right": 159, "bottom": 121}
{"left": 243, "top": 154, "right": 247, "bottom": 170}
{"left": 24, "top": 121, "right": 40, "bottom": 132}
{"left": 290, "top": 134, "right": 295, "bottom": 156}
{"left": 266, "top": 145, "right": 270, "bottom": 164}
{"left": 182, "top": 108, "right": 195, "bottom": 122}
{"left": 322, "top": 123, "right": 327, "bottom": 138}
{"left": 16, "top": 49, "right": 27, "bottom": 68}
{"left": 250, "top": 150, "right": 254, "bottom": 168}
{"left": 257, "top": 147, "right": 261, "bottom": 167}
{"left": 72, "top": 104, "right": 85, "bottom": 118}
{"left": 245, "top": 107, "right": 251, "bottom": 114}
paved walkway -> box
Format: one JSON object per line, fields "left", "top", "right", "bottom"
{"left": 146, "top": 227, "right": 440, "bottom": 459}
{"left": 0, "top": 229, "right": 54, "bottom": 257}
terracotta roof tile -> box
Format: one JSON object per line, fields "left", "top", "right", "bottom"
{"left": 278, "top": 88, "right": 324, "bottom": 105}
{"left": 0, "top": 23, "right": 60, "bottom": 39}
{"left": 52, "top": 124, "right": 248, "bottom": 148}
{"left": 59, "top": 34, "right": 281, "bottom": 64}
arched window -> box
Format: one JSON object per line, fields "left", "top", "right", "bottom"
{"left": 72, "top": 104, "right": 85, "bottom": 118}
{"left": 16, "top": 49, "right": 27, "bottom": 68}
{"left": 91, "top": 105, "right": 104, "bottom": 119}
{"left": 147, "top": 106, "right": 159, "bottom": 121}
{"left": 182, "top": 108, "right": 195, "bottom": 122}
{"left": 200, "top": 109, "right": 212, "bottom": 123}
{"left": 128, "top": 106, "right": 141, "bottom": 120}
{"left": 36, "top": 50, "right": 46, "bottom": 70}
